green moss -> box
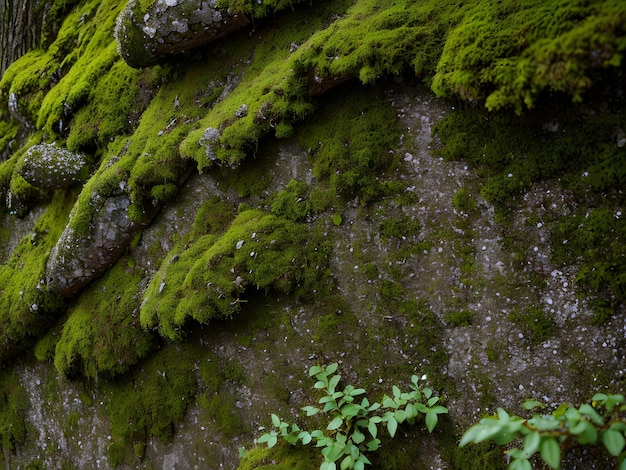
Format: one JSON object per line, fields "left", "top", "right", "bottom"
{"left": 237, "top": 443, "right": 318, "bottom": 470}
{"left": 444, "top": 310, "right": 474, "bottom": 327}
{"left": 0, "top": 369, "right": 28, "bottom": 450}
{"left": 0, "top": 190, "right": 72, "bottom": 362}
{"left": 453, "top": 187, "right": 478, "bottom": 213}
{"left": 141, "top": 208, "right": 332, "bottom": 340}
{"left": 104, "top": 345, "right": 198, "bottom": 467}
{"left": 508, "top": 305, "right": 557, "bottom": 346}
{"left": 432, "top": 1, "right": 626, "bottom": 112}
{"left": 53, "top": 256, "right": 157, "bottom": 379}
{"left": 297, "top": 84, "right": 400, "bottom": 204}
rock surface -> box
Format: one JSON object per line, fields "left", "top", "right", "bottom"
{"left": 16, "top": 143, "right": 88, "bottom": 190}
{"left": 115, "top": 0, "right": 250, "bottom": 68}
{"left": 46, "top": 190, "right": 147, "bottom": 297}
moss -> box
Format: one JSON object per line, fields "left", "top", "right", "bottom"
{"left": 453, "top": 187, "right": 478, "bottom": 213}
{"left": 297, "top": 83, "right": 401, "bottom": 204}
{"left": 0, "top": 369, "right": 28, "bottom": 450}
{"left": 237, "top": 443, "right": 318, "bottom": 470}
{"left": 0, "top": 190, "right": 72, "bottom": 362}
{"left": 53, "top": 256, "right": 157, "bottom": 379}
{"left": 507, "top": 305, "right": 557, "bottom": 346}
{"left": 104, "top": 345, "right": 198, "bottom": 467}
{"left": 141, "top": 208, "right": 332, "bottom": 340}
{"left": 444, "top": 310, "right": 474, "bottom": 327}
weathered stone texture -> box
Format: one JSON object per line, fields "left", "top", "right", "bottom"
{"left": 115, "top": 0, "right": 250, "bottom": 68}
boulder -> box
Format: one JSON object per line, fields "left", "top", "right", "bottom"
{"left": 115, "top": 0, "right": 250, "bottom": 68}
{"left": 15, "top": 143, "right": 88, "bottom": 190}
{"left": 46, "top": 189, "right": 148, "bottom": 297}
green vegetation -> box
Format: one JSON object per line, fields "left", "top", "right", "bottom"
{"left": 140, "top": 205, "right": 333, "bottom": 340}
{"left": 0, "top": 369, "right": 28, "bottom": 450}
{"left": 0, "top": 0, "right": 624, "bottom": 467}
{"left": 460, "top": 394, "right": 626, "bottom": 470}
{"left": 104, "top": 345, "right": 198, "bottom": 466}
{"left": 251, "top": 364, "right": 447, "bottom": 470}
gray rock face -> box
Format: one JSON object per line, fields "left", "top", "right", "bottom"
{"left": 16, "top": 143, "right": 88, "bottom": 190}
{"left": 46, "top": 191, "right": 141, "bottom": 297}
{"left": 115, "top": 0, "right": 249, "bottom": 68}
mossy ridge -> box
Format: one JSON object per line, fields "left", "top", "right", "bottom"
{"left": 0, "top": 190, "right": 74, "bottom": 363}
{"left": 52, "top": 256, "right": 156, "bottom": 379}
{"left": 141, "top": 206, "right": 332, "bottom": 340}
{"left": 36, "top": 0, "right": 127, "bottom": 139}
{"left": 432, "top": 0, "right": 626, "bottom": 112}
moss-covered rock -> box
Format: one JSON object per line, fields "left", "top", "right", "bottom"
{"left": 15, "top": 143, "right": 88, "bottom": 190}
{"left": 115, "top": 0, "right": 250, "bottom": 68}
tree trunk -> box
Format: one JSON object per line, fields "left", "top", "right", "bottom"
{"left": 0, "top": 0, "right": 45, "bottom": 77}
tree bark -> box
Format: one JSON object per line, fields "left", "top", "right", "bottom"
{"left": 0, "top": 0, "right": 45, "bottom": 77}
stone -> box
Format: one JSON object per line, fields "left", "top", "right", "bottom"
{"left": 16, "top": 143, "right": 88, "bottom": 190}
{"left": 46, "top": 189, "right": 152, "bottom": 297}
{"left": 115, "top": 0, "right": 250, "bottom": 68}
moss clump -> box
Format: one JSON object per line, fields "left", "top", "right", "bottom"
{"left": 432, "top": 1, "right": 626, "bottom": 112}
{"left": 0, "top": 190, "right": 72, "bottom": 362}
{"left": 508, "top": 305, "right": 557, "bottom": 346}
{"left": 453, "top": 187, "right": 478, "bottom": 213}
{"left": 141, "top": 206, "right": 332, "bottom": 340}
{"left": 53, "top": 256, "right": 156, "bottom": 379}
{"left": 297, "top": 84, "right": 401, "bottom": 204}
{"left": 238, "top": 443, "right": 318, "bottom": 470}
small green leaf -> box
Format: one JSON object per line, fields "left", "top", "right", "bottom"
{"left": 340, "top": 455, "right": 354, "bottom": 470}
{"left": 523, "top": 400, "right": 544, "bottom": 410}
{"left": 579, "top": 404, "right": 605, "bottom": 426}
{"left": 310, "top": 365, "right": 323, "bottom": 376}
{"left": 602, "top": 429, "right": 626, "bottom": 457}
{"left": 395, "top": 409, "right": 407, "bottom": 423}
{"left": 425, "top": 411, "right": 438, "bottom": 433}
{"left": 539, "top": 437, "right": 561, "bottom": 469}
{"left": 351, "top": 388, "right": 366, "bottom": 396}
{"left": 387, "top": 417, "right": 398, "bottom": 438}
{"left": 238, "top": 447, "right": 248, "bottom": 458}
{"left": 341, "top": 403, "right": 361, "bottom": 418}
{"left": 297, "top": 431, "right": 312, "bottom": 445}
{"left": 326, "top": 363, "right": 339, "bottom": 375}
{"left": 366, "top": 439, "right": 380, "bottom": 451}
{"left": 571, "top": 420, "right": 598, "bottom": 444}
{"left": 327, "top": 416, "right": 344, "bottom": 431}
{"left": 329, "top": 374, "right": 341, "bottom": 393}
{"left": 352, "top": 429, "right": 365, "bottom": 444}
{"left": 271, "top": 414, "right": 281, "bottom": 427}
{"left": 303, "top": 406, "right": 320, "bottom": 416}
{"left": 392, "top": 385, "right": 401, "bottom": 398}
{"left": 523, "top": 431, "right": 541, "bottom": 457}
{"left": 510, "top": 458, "right": 532, "bottom": 470}
{"left": 427, "top": 396, "right": 440, "bottom": 406}
{"left": 268, "top": 435, "right": 278, "bottom": 448}
{"left": 322, "top": 444, "right": 343, "bottom": 462}
{"left": 314, "top": 380, "right": 328, "bottom": 389}
{"left": 368, "top": 420, "right": 378, "bottom": 438}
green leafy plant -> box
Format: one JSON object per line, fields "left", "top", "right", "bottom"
{"left": 257, "top": 363, "right": 448, "bottom": 470}
{"left": 460, "top": 393, "right": 626, "bottom": 470}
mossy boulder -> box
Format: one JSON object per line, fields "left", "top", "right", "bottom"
{"left": 46, "top": 188, "right": 152, "bottom": 297}
{"left": 15, "top": 143, "right": 88, "bottom": 190}
{"left": 114, "top": 0, "right": 250, "bottom": 68}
